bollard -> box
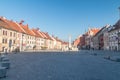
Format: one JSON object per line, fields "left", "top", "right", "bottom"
{"left": 0, "top": 62, "right": 10, "bottom": 69}
{"left": 0, "top": 67, "right": 7, "bottom": 78}
{"left": 115, "top": 58, "right": 120, "bottom": 62}
{"left": 0, "top": 55, "right": 6, "bottom": 60}
{"left": 1, "top": 58, "right": 9, "bottom": 62}
{"left": 93, "top": 53, "right": 97, "bottom": 56}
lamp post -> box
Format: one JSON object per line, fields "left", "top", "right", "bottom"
{"left": 21, "top": 34, "right": 24, "bottom": 51}
{"left": 118, "top": 7, "right": 120, "bottom": 50}
{"left": 9, "top": 39, "right": 12, "bottom": 52}
{"left": 119, "top": 7, "right": 120, "bottom": 20}
{"left": 69, "top": 35, "right": 71, "bottom": 50}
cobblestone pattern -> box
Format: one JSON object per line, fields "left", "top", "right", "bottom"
{"left": 1, "top": 51, "right": 120, "bottom": 80}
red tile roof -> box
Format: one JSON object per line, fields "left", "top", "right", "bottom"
{"left": 31, "top": 29, "right": 42, "bottom": 38}
{"left": 40, "top": 32, "right": 48, "bottom": 39}
{"left": 0, "top": 17, "right": 63, "bottom": 42}
{"left": 85, "top": 28, "right": 100, "bottom": 36}
{"left": 91, "top": 28, "right": 100, "bottom": 35}
{"left": 42, "top": 32, "right": 53, "bottom": 40}
{"left": 62, "top": 41, "right": 69, "bottom": 45}
{"left": 0, "top": 17, "right": 26, "bottom": 33}
{"left": 37, "top": 31, "right": 46, "bottom": 38}
{"left": 0, "top": 18, "right": 10, "bottom": 29}
{"left": 20, "top": 24, "right": 35, "bottom": 36}
{"left": 109, "top": 20, "right": 120, "bottom": 32}
{"left": 53, "top": 37, "right": 62, "bottom": 42}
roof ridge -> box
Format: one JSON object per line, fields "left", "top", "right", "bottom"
{"left": 15, "top": 22, "right": 26, "bottom": 33}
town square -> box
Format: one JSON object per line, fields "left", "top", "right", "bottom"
{"left": 1, "top": 50, "right": 120, "bottom": 80}
{"left": 0, "top": 0, "right": 120, "bottom": 80}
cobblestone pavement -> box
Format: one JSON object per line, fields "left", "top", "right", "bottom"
{"left": 1, "top": 50, "right": 120, "bottom": 80}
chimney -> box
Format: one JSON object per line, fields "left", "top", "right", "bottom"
{"left": 26, "top": 24, "right": 28, "bottom": 27}
{"left": 10, "top": 19, "right": 13, "bottom": 22}
{"left": 25, "top": 24, "right": 29, "bottom": 29}
{"left": 0, "top": 16, "right": 6, "bottom": 20}
{"left": 19, "top": 20, "right": 24, "bottom": 24}
{"left": 36, "top": 28, "right": 39, "bottom": 31}
{"left": 52, "top": 35, "right": 54, "bottom": 37}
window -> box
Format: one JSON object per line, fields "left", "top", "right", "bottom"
{"left": 13, "top": 40, "right": 15, "bottom": 44}
{"left": 14, "top": 33, "right": 16, "bottom": 37}
{"left": 2, "top": 30, "right": 7, "bottom": 36}
{"left": 2, "top": 39, "right": 4, "bottom": 43}
{"left": 2, "top": 38, "right": 7, "bottom": 43}
{"left": 18, "top": 34, "right": 20, "bottom": 37}
{"left": 6, "top": 31, "right": 7, "bottom": 36}
{"left": 5, "top": 39, "right": 7, "bottom": 43}
{"left": 10, "top": 32, "right": 12, "bottom": 37}
{"left": 3, "top": 30, "right": 5, "bottom": 35}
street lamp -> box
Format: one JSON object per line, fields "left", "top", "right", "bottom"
{"left": 69, "top": 35, "right": 71, "bottom": 50}
{"left": 118, "top": 7, "right": 120, "bottom": 50}
{"left": 21, "top": 34, "right": 24, "bottom": 51}
{"left": 9, "top": 39, "right": 12, "bottom": 52}
{"left": 119, "top": 7, "right": 120, "bottom": 20}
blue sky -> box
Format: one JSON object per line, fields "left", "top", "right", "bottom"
{"left": 0, "top": 0, "right": 120, "bottom": 41}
